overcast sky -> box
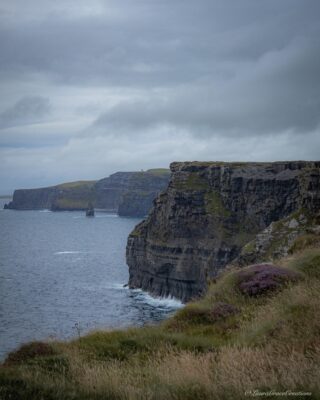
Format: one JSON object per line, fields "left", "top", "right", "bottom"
{"left": 0, "top": 0, "right": 319, "bottom": 193}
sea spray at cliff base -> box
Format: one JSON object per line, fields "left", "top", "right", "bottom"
{"left": 127, "top": 161, "right": 320, "bottom": 302}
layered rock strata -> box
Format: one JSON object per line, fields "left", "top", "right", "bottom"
{"left": 5, "top": 169, "right": 170, "bottom": 217}
{"left": 5, "top": 181, "right": 96, "bottom": 211}
{"left": 95, "top": 170, "right": 170, "bottom": 216}
{"left": 126, "top": 161, "right": 320, "bottom": 301}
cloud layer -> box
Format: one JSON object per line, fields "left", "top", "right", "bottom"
{"left": 0, "top": 0, "right": 319, "bottom": 193}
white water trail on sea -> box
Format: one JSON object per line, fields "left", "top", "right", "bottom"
{"left": 54, "top": 251, "right": 84, "bottom": 255}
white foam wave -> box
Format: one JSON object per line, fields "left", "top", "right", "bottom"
{"left": 134, "top": 290, "right": 184, "bottom": 309}
{"left": 39, "top": 209, "right": 51, "bottom": 213}
{"left": 111, "top": 283, "right": 129, "bottom": 289}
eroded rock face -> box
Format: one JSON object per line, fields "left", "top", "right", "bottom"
{"left": 94, "top": 170, "right": 170, "bottom": 216}
{"left": 236, "top": 264, "right": 300, "bottom": 296}
{"left": 235, "top": 209, "right": 320, "bottom": 266}
{"left": 5, "top": 183, "right": 96, "bottom": 211}
{"left": 126, "top": 161, "right": 320, "bottom": 302}
{"left": 5, "top": 169, "right": 170, "bottom": 217}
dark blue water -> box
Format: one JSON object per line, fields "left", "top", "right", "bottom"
{"left": 0, "top": 199, "right": 183, "bottom": 360}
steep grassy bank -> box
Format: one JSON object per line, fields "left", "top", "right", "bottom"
{"left": 1, "top": 246, "right": 320, "bottom": 399}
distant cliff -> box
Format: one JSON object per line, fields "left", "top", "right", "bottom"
{"left": 126, "top": 161, "right": 320, "bottom": 301}
{"left": 95, "top": 169, "right": 170, "bottom": 216}
{"left": 5, "top": 181, "right": 96, "bottom": 211}
{"left": 4, "top": 169, "right": 170, "bottom": 217}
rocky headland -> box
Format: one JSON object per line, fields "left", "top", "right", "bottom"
{"left": 126, "top": 161, "right": 320, "bottom": 301}
{"left": 4, "top": 169, "right": 170, "bottom": 217}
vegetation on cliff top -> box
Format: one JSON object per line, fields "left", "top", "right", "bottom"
{"left": 56, "top": 181, "right": 97, "bottom": 189}
{"left": 146, "top": 168, "right": 170, "bottom": 176}
{"left": 1, "top": 241, "right": 319, "bottom": 399}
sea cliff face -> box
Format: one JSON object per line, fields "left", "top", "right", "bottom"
{"left": 5, "top": 181, "right": 96, "bottom": 211}
{"left": 95, "top": 169, "right": 170, "bottom": 216}
{"left": 5, "top": 169, "right": 170, "bottom": 217}
{"left": 126, "top": 161, "right": 320, "bottom": 301}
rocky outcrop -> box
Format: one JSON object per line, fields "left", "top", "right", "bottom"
{"left": 5, "top": 169, "right": 170, "bottom": 216}
{"left": 235, "top": 208, "right": 320, "bottom": 266}
{"left": 126, "top": 161, "right": 320, "bottom": 302}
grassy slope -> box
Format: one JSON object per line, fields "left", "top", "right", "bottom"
{"left": 1, "top": 247, "right": 320, "bottom": 399}
{"left": 51, "top": 181, "right": 96, "bottom": 210}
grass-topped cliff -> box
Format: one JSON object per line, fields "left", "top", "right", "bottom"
{"left": 4, "top": 181, "right": 97, "bottom": 211}
{"left": 127, "top": 161, "right": 320, "bottom": 301}
{"left": 1, "top": 243, "right": 320, "bottom": 399}
{"left": 5, "top": 169, "right": 170, "bottom": 216}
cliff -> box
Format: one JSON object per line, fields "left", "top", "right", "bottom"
{"left": 126, "top": 161, "right": 320, "bottom": 301}
{"left": 95, "top": 169, "right": 170, "bottom": 216}
{"left": 5, "top": 181, "right": 96, "bottom": 211}
{"left": 5, "top": 169, "right": 170, "bottom": 216}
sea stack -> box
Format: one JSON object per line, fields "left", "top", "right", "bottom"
{"left": 86, "top": 203, "right": 94, "bottom": 217}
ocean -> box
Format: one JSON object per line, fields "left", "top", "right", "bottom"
{"left": 0, "top": 199, "right": 183, "bottom": 360}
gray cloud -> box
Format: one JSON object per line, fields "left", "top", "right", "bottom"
{"left": 1, "top": 1, "right": 319, "bottom": 86}
{"left": 0, "top": 96, "right": 51, "bottom": 129}
{"left": 0, "top": 0, "right": 319, "bottom": 193}
{"left": 92, "top": 34, "right": 320, "bottom": 137}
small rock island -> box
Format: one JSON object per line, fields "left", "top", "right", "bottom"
{"left": 85, "top": 203, "right": 95, "bottom": 217}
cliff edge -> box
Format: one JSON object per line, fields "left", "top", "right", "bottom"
{"left": 126, "top": 161, "right": 320, "bottom": 301}
{"left": 5, "top": 169, "right": 170, "bottom": 217}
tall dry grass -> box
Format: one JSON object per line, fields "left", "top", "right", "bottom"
{"left": 2, "top": 247, "right": 320, "bottom": 400}
{"left": 19, "top": 342, "right": 319, "bottom": 400}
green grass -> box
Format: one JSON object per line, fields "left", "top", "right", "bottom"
{"left": 205, "top": 191, "right": 231, "bottom": 217}
{"left": 56, "top": 181, "right": 96, "bottom": 189}
{"left": 241, "top": 240, "right": 255, "bottom": 254}
{"left": 289, "top": 234, "right": 320, "bottom": 254}
{"left": 52, "top": 198, "right": 93, "bottom": 210}
{"left": 180, "top": 161, "right": 271, "bottom": 169}
{"left": 146, "top": 168, "right": 170, "bottom": 176}
{"left": 174, "top": 172, "right": 208, "bottom": 191}
{"left": 288, "top": 248, "right": 320, "bottom": 279}
{"left": 1, "top": 247, "right": 320, "bottom": 399}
